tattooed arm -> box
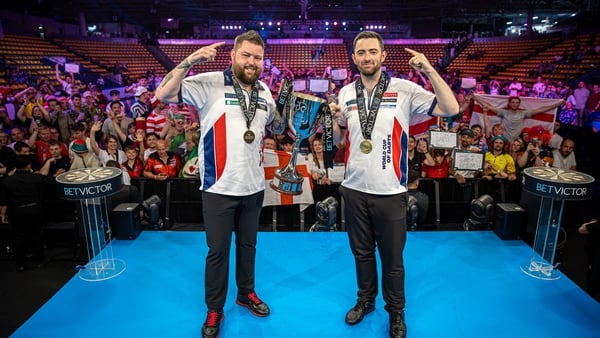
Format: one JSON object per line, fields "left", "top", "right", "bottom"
{"left": 155, "top": 41, "right": 226, "bottom": 104}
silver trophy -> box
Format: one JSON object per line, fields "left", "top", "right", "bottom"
{"left": 270, "top": 92, "right": 325, "bottom": 195}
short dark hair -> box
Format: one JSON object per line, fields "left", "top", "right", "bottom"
{"left": 110, "top": 100, "right": 122, "bottom": 108}
{"left": 408, "top": 169, "right": 420, "bottom": 185}
{"left": 71, "top": 122, "right": 86, "bottom": 132}
{"left": 13, "top": 141, "right": 30, "bottom": 153}
{"left": 105, "top": 160, "right": 120, "bottom": 168}
{"left": 353, "top": 31, "right": 384, "bottom": 52}
{"left": 15, "top": 154, "right": 32, "bottom": 170}
{"left": 145, "top": 132, "right": 159, "bottom": 140}
{"left": 234, "top": 30, "right": 265, "bottom": 51}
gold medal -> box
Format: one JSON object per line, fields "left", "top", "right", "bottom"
{"left": 359, "top": 139, "right": 372, "bottom": 154}
{"left": 243, "top": 130, "right": 256, "bottom": 143}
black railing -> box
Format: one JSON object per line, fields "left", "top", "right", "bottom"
{"left": 41, "top": 177, "right": 524, "bottom": 231}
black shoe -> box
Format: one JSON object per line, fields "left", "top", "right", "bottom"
{"left": 389, "top": 311, "right": 407, "bottom": 338}
{"left": 236, "top": 292, "right": 270, "bottom": 317}
{"left": 201, "top": 310, "right": 224, "bottom": 338}
{"left": 345, "top": 299, "right": 375, "bottom": 325}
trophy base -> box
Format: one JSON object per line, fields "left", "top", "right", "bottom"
{"left": 270, "top": 171, "right": 304, "bottom": 195}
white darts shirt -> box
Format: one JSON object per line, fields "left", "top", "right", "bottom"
{"left": 180, "top": 69, "right": 277, "bottom": 196}
{"left": 337, "top": 75, "right": 436, "bottom": 195}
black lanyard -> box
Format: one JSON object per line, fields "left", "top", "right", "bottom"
{"left": 354, "top": 73, "right": 388, "bottom": 140}
{"left": 232, "top": 78, "right": 259, "bottom": 130}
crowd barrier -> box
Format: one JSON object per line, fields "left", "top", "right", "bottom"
{"left": 39, "top": 177, "right": 525, "bottom": 232}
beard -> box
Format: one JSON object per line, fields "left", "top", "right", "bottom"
{"left": 233, "top": 63, "right": 261, "bottom": 86}
{"left": 356, "top": 61, "right": 381, "bottom": 77}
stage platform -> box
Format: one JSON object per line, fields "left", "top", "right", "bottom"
{"left": 11, "top": 231, "right": 600, "bottom": 338}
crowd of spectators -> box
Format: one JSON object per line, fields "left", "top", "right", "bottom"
{"left": 0, "top": 42, "right": 599, "bottom": 217}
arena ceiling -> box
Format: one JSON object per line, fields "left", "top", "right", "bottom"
{"left": 2, "top": 0, "right": 588, "bottom": 28}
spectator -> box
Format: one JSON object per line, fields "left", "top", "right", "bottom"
{"left": 143, "top": 139, "right": 182, "bottom": 179}
{"left": 262, "top": 136, "right": 277, "bottom": 150}
{"left": 573, "top": 81, "right": 590, "bottom": 126}
{"left": 143, "top": 132, "right": 159, "bottom": 161}
{"left": 130, "top": 86, "right": 149, "bottom": 119}
{"left": 45, "top": 140, "right": 70, "bottom": 177}
{"left": 121, "top": 145, "right": 144, "bottom": 179}
{"left": 421, "top": 148, "right": 450, "bottom": 179}
{"left": 482, "top": 135, "right": 517, "bottom": 181}
{"left": 557, "top": 101, "right": 578, "bottom": 126}
{"left": 475, "top": 95, "right": 563, "bottom": 142}
{"left": 0, "top": 134, "right": 16, "bottom": 177}
{"left": 54, "top": 64, "right": 76, "bottom": 96}
{"left": 146, "top": 97, "right": 168, "bottom": 135}
{"left": 50, "top": 96, "right": 75, "bottom": 143}
{"left": 105, "top": 90, "right": 126, "bottom": 116}
{"left": 103, "top": 101, "right": 133, "bottom": 144}
{"left": 552, "top": 138, "right": 576, "bottom": 170}
{"left": 0, "top": 154, "right": 53, "bottom": 272}
{"left": 69, "top": 138, "right": 100, "bottom": 170}
{"left": 89, "top": 121, "right": 125, "bottom": 166}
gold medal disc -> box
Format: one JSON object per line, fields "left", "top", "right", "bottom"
{"left": 243, "top": 130, "right": 256, "bottom": 144}
{"left": 359, "top": 139, "right": 372, "bottom": 154}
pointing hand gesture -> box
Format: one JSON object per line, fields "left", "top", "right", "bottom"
{"left": 188, "top": 42, "right": 227, "bottom": 65}
{"left": 405, "top": 48, "right": 433, "bottom": 74}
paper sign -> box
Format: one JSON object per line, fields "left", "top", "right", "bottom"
{"left": 331, "top": 68, "right": 347, "bottom": 81}
{"left": 452, "top": 150, "right": 484, "bottom": 170}
{"left": 293, "top": 80, "right": 307, "bottom": 92}
{"left": 429, "top": 130, "right": 458, "bottom": 149}
{"left": 309, "top": 79, "right": 330, "bottom": 93}
{"left": 65, "top": 63, "right": 80, "bottom": 74}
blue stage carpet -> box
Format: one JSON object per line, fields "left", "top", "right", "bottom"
{"left": 11, "top": 231, "right": 600, "bottom": 338}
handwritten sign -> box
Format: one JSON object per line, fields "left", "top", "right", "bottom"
{"left": 65, "top": 63, "right": 80, "bottom": 74}
{"left": 452, "top": 150, "right": 484, "bottom": 171}
{"left": 293, "top": 79, "right": 307, "bottom": 92}
{"left": 331, "top": 68, "right": 347, "bottom": 81}
{"left": 429, "top": 130, "right": 458, "bottom": 149}
{"left": 309, "top": 79, "right": 330, "bottom": 93}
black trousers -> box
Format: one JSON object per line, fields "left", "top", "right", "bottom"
{"left": 12, "top": 204, "right": 45, "bottom": 266}
{"left": 339, "top": 186, "right": 407, "bottom": 312}
{"left": 202, "top": 190, "right": 264, "bottom": 310}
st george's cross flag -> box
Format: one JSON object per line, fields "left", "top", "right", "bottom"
{"left": 409, "top": 113, "right": 439, "bottom": 138}
{"left": 470, "top": 94, "right": 560, "bottom": 134}
{"left": 263, "top": 149, "right": 314, "bottom": 211}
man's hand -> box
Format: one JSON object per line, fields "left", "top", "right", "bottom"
{"left": 405, "top": 48, "right": 434, "bottom": 74}
{"left": 187, "top": 42, "right": 226, "bottom": 65}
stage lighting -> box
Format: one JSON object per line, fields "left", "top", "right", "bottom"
{"left": 141, "top": 195, "right": 163, "bottom": 229}
{"left": 407, "top": 195, "right": 419, "bottom": 231}
{"left": 463, "top": 194, "right": 495, "bottom": 230}
{"left": 309, "top": 197, "right": 338, "bottom": 232}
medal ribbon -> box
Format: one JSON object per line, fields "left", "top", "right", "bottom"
{"left": 232, "top": 78, "right": 259, "bottom": 130}
{"left": 354, "top": 73, "right": 388, "bottom": 140}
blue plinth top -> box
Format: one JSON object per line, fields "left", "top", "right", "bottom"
{"left": 55, "top": 167, "right": 123, "bottom": 200}
{"left": 521, "top": 167, "right": 595, "bottom": 200}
